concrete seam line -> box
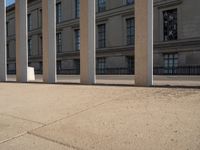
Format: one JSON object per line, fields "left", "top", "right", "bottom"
{"left": 27, "top": 132, "right": 83, "bottom": 150}
{"left": 0, "top": 113, "right": 45, "bottom": 125}
{"left": 28, "top": 90, "right": 132, "bottom": 133}
{"left": 0, "top": 132, "right": 27, "bottom": 145}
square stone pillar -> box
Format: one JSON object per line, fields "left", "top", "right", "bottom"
{"left": 80, "top": 0, "right": 96, "bottom": 84}
{"left": 0, "top": 0, "right": 7, "bottom": 81}
{"left": 42, "top": 0, "right": 57, "bottom": 83}
{"left": 16, "top": 0, "right": 28, "bottom": 82}
{"left": 135, "top": 0, "right": 153, "bottom": 86}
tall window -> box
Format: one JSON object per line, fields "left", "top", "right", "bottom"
{"left": 28, "top": 14, "right": 32, "bottom": 31}
{"left": 75, "top": 0, "right": 80, "bottom": 18}
{"left": 74, "top": 59, "right": 80, "bottom": 74}
{"left": 56, "top": 2, "right": 62, "bottom": 23}
{"left": 6, "top": 21, "right": 9, "bottom": 35}
{"left": 75, "top": 29, "right": 80, "bottom": 51}
{"left": 40, "top": 36, "right": 43, "bottom": 56}
{"left": 164, "top": 53, "right": 178, "bottom": 74}
{"left": 39, "top": 9, "right": 42, "bottom": 27}
{"left": 98, "top": 24, "right": 106, "bottom": 48}
{"left": 97, "top": 57, "right": 106, "bottom": 74}
{"left": 56, "top": 32, "right": 62, "bottom": 53}
{"left": 98, "top": 0, "right": 106, "bottom": 12}
{"left": 163, "top": 9, "right": 177, "bottom": 41}
{"left": 7, "top": 43, "right": 10, "bottom": 58}
{"left": 57, "top": 60, "right": 62, "bottom": 73}
{"left": 127, "top": 56, "right": 134, "bottom": 74}
{"left": 126, "top": 0, "right": 134, "bottom": 5}
{"left": 126, "top": 18, "right": 135, "bottom": 45}
{"left": 28, "top": 39, "right": 32, "bottom": 56}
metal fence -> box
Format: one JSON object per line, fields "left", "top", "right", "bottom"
{"left": 8, "top": 66, "right": 200, "bottom": 75}
{"left": 154, "top": 66, "right": 200, "bottom": 75}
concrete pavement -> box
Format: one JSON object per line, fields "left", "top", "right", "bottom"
{"left": 0, "top": 76, "right": 200, "bottom": 149}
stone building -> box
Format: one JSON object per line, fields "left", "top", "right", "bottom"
{"left": 5, "top": 0, "right": 200, "bottom": 75}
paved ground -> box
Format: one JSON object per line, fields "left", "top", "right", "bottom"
{"left": 0, "top": 75, "right": 200, "bottom": 150}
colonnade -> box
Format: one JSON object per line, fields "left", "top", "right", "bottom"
{"left": 0, "top": 0, "right": 153, "bottom": 86}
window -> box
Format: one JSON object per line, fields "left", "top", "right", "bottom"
{"left": 97, "top": 57, "right": 106, "bottom": 74}
{"left": 98, "top": 0, "right": 106, "bottom": 12}
{"left": 57, "top": 60, "right": 62, "bottom": 73}
{"left": 98, "top": 24, "right": 106, "bottom": 48}
{"left": 75, "top": 0, "right": 80, "bottom": 18}
{"left": 74, "top": 59, "right": 80, "bottom": 74}
{"left": 39, "top": 62, "right": 42, "bottom": 73}
{"left": 127, "top": 56, "right": 134, "bottom": 74}
{"left": 6, "top": 21, "right": 9, "bottom": 35}
{"left": 28, "top": 39, "right": 32, "bottom": 56}
{"left": 39, "top": 9, "right": 42, "bottom": 27}
{"left": 56, "top": 32, "right": 62, "bottom": 53}
{"left": 126, "top": 0, "right": 134, "bottom": 5}
{"left": 28, "top": 14, "right": 32, "bottom": 31}
{"left": 126, "top": 18, "right": 135, "bottom": 45}
{"left": 7, "top": 43, "right": 9, "bottom": 58}
{"left": 56, "top": 2, "right": 62, "bottom": 23}
{"left": 74, "top": 29, "right": 80, "bottom": 51}
{"left": 8, "top": 63, "right": 16, "bottom": 74}
{"left": 39, "top": 36, "right": 43, "bottom": 56}
{"left": 164, "top": 53, "right": 178, "bottom": 74}
{"left": 163, "top": 9, "right": 177, "bottom": 41}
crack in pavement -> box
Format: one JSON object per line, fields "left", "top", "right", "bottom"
{"left": 0, "top": 113, "right": 45, "bottom": 125}
{"left": 28, "top": 132, "right": 83, "bottom": 150}
{"left": 0, "top": 90, "right": 132, "bottom": 149}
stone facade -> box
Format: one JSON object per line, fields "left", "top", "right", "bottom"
{"left": 6, "top": 0, "right": 200, "bottom": 75}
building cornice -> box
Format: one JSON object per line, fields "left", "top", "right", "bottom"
{"left": 154, "top": 0, "right": 183, "bottom": 8}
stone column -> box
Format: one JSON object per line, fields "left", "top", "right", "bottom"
{"left": 135, "top": 0, "right": 153, "bottom": 86}
{"left": 80, "top": 0, "right": 96, "bottom": 84}
{"left": 42, "top": 0, "right": 57, "bottom": 83}
{"left": 0, "top": 0, "right": 7, "bottom": 81}
{"left": 16, "top": 0, "right": 28, "bottom": 82}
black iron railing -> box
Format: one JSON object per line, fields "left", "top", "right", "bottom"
{"left": 154, "top": 66, "right": 200, "bottom": 75}
{"left": 8, "top": 66, "right": 200, "bottom": 75}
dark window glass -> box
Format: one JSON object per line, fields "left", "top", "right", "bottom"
{"left": 98, "top": 24, "right": 106, "bottom": 48}
{"left": 56, "top": 32, "right": 62, "bottom": 53}
{"left": 28, "top": 39, "right": 32, "bottom": 56}
{"left": 39, "top": 9, "right": 42, "bottom": 27}
{"left": 126, "top": 0, "right": 134, "bottom": 5}
{"left": 74, "top": 59, "right": 80, "bottom": 74}
{"left": 6, "top": 22, "right": 9, "bottom": 35}
{"left": 164, "top": 53, "right": 178, "bottom": 74}
{"left": 163, "top": 9, "right": 177, "bottom": 41}
{"left": 75, "top": 0, "right": 80, "bottom": 18}
{"left": 97, "top": 57, "right": 106, "bottom": 74}
{"left": 127, "top": 56, "right": 134, "bottom": 74}
{"left": 98, "top": 0, "right": 106, "bottom": 12}
{"left": 7, "top": 43, "right": 10, "bottom": 58}
{"left": 40, "top": 36, "right": 43, "bottom": 56}
{"left": 56, "top": 2, "right": 62, "bottom": 23}
{"left": 126, "top": 18, "right": 135, "bottom": 45}
{"left": 57, "top": 60, "right": 62, "bottom": 73}
{"left": 28, "top": 14, "right": 32, "bottom": 31}
{"left": 75, "top": 29, "right": 80, "bottom": 51}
